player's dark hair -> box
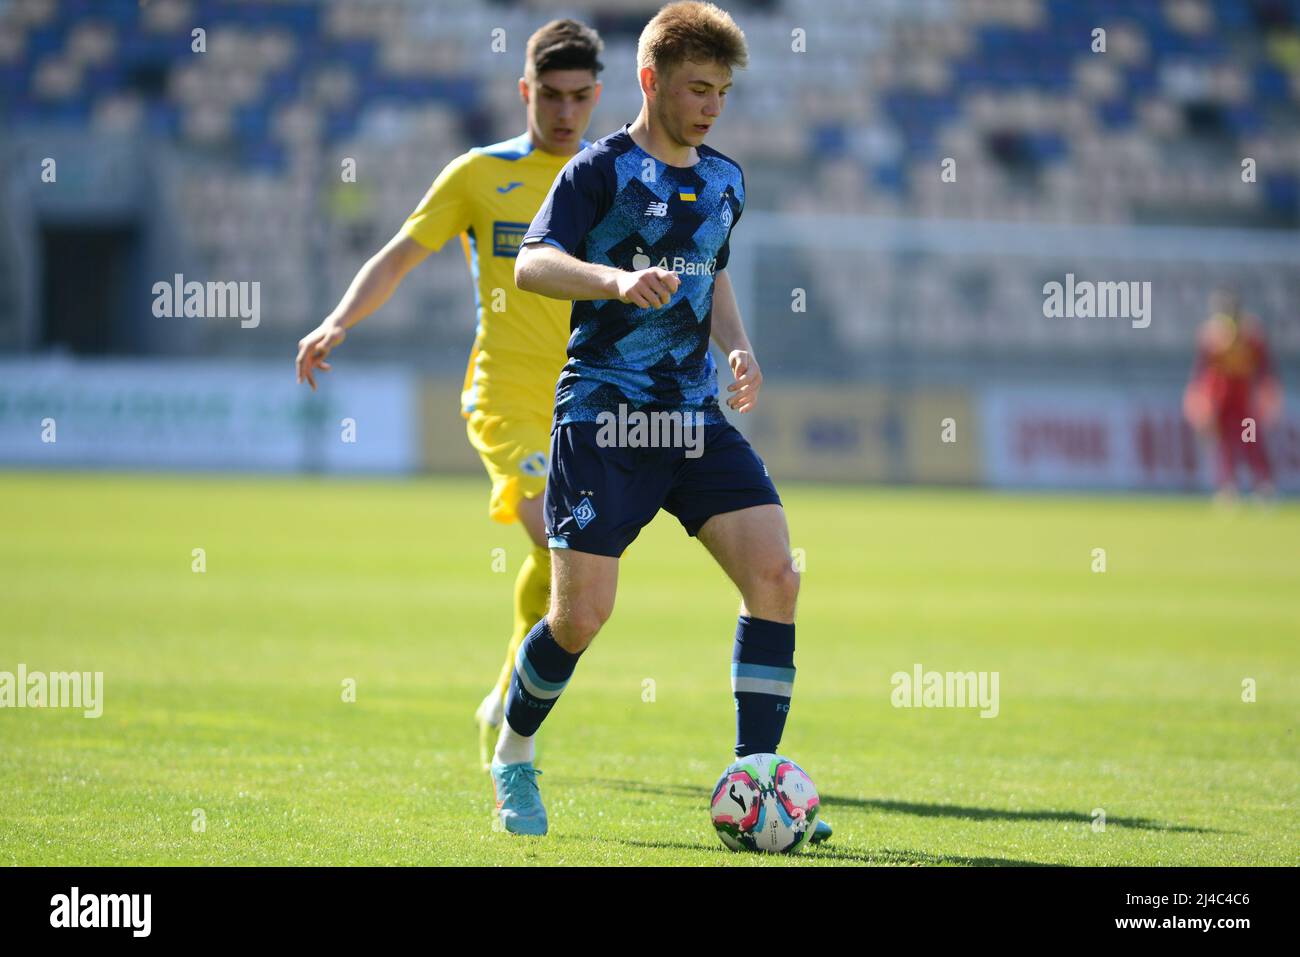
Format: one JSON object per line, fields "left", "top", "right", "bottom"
{"left": 525, "top": 19, "right": 604, "bottom": 81}
{"left": 637, "top": 1, "right": 748, "bottom": 76}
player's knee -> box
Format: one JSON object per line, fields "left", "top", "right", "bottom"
{"left": 747, "top": 558, "right": 800, "bottom": 614}
{"left": 549, "top": 602, "right": 609, "bottom": 653}
{"left": 775, "top": 565, "right": 801, "bottom": 612}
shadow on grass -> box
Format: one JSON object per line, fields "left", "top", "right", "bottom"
{"left": 824, "top": 795, "right": 1218, "bottom": 834}
{"left": 549, "top": 834, "right": 1049, "bottom": 866}
{"left": 566, "top": 777, "right": 1216, "bottom": 834}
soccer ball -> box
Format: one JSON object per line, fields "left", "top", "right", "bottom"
{"left": 709, "top": 753, "right": 820, "bottom": 853}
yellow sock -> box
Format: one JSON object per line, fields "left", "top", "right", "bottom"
{"left": 495, "top": 546, "right": 552, "bottom": 698}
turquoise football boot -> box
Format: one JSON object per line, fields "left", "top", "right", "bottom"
{"left": 808, "top": 818, "right": 832, "bottom": 845}
{"left": 490, "top": 760, "right": 548, "bottom": 835}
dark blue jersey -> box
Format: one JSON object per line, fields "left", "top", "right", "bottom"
{"left": 521, "top": 123, "right": 745, "bottom": 425}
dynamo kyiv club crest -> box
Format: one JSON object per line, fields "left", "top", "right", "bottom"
{"left": 572, "top": 496, "right": 597, "bottom": 530}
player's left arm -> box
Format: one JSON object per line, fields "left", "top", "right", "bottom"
{"left": 710, "top": 269, "right": 761, "bottom": 414}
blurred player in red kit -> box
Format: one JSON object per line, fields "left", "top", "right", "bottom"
{"left": 1183, "top": 289, "right": 1283, "bottom": 499}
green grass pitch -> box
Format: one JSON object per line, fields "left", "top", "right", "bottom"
{"left": 1, "top": 471, "right": 1295, "bottom": 866}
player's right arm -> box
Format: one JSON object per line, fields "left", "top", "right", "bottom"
{"left": 515, "top": 147, "right": 678, "bottom": 309}
{"left": 515, "top": 242, "right": 678, "bottom": 308}
{"left": 296, "top": 233, "right": 430, "bottom": 390}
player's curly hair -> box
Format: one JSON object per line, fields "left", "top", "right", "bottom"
{"left": 637, "top": 1, "right": 748, "bottom": 76}
{"left": 525, "top": 19, "right": 604, "bottom": 81}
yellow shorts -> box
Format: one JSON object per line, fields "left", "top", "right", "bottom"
{"left": 465, "top": 409, "right": 551, "bottom": 524}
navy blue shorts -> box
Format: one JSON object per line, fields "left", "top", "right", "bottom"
{"left": 544, "top": 419, "right": 782, "bottom": 558}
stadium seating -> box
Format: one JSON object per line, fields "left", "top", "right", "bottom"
{"left": 1, "top": 0, "right": 1296, "bottom": 363}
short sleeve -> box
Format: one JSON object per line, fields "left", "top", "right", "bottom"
{"left": 714, "top": 173, "right": 744, "bottom": 271}
{"left": 522, "top": 151, "right": 608, "bottom": 257}
{"left": 401, "top": 152, "right": 475, "bottom": 251}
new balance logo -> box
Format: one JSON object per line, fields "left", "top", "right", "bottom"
{"left": 497, "top": 181, "right": 524, "bottom": 194}
{"left": 645, "top": 201, "right": 668, "bottom": 217}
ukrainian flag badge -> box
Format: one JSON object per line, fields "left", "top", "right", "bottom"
{"left": 678, "top": 188, "right": 697, "bottom": 202}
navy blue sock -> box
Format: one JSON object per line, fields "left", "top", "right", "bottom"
{"left": 731, "top": 615, "right": 796, "bottom": 757}
{"left": 504, "top": 618, "right": 583, "bottom": 737}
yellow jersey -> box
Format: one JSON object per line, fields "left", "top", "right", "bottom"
{"left": 401, "top": 132, "right": 585, "bottom": 419}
